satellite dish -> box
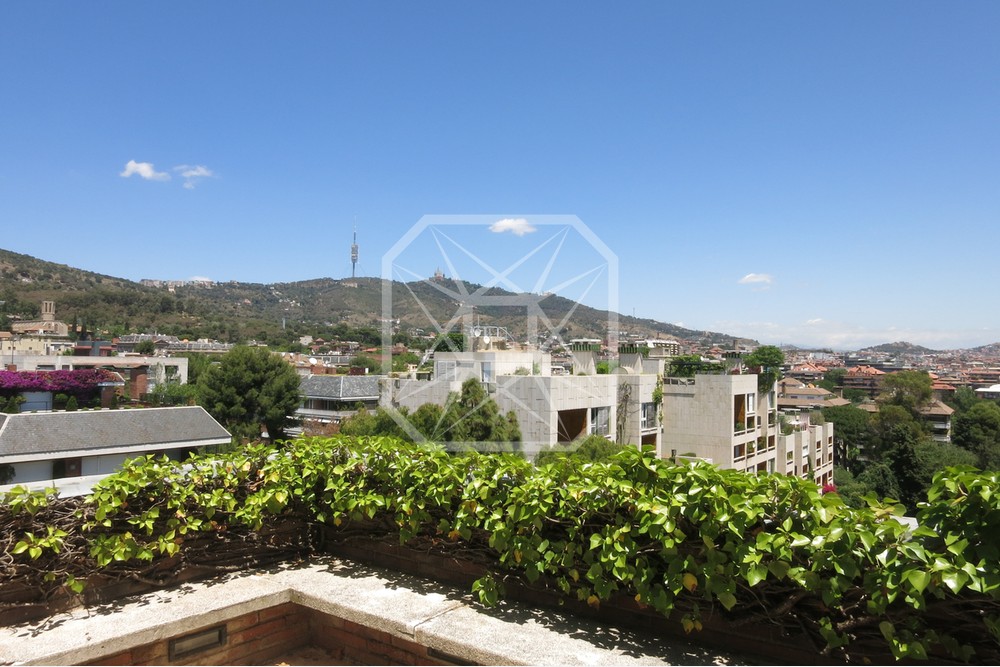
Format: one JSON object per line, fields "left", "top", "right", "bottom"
{"left": 473, "top": 327, "right": 482, "bottom": 338}
{"left": 482, "top": 336, "right": 491, "bottom": 346}
{"left": 309, "top": 357, "right": 318, "bottom": 365}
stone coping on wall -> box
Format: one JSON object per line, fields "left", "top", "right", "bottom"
{"left": 0, "top": 556, "right": 749, "bottom": 666}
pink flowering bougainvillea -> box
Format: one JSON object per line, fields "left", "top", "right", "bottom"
{"left": 0, "top": 369, "right": 121, "bottom": 398}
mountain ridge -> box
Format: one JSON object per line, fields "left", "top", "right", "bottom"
{"left": 4, "top": 248, "right": 998, "bottom": 354}
{"left": 0, "top": 248, "right": 739, "bottom": 347}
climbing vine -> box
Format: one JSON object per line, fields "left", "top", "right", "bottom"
{"left": 2, "top": 438, "right": 1000, "bottom": 663}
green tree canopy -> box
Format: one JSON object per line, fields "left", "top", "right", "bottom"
{"left": 392, "top": 351, "right": 421, "bottom": 373}
{"left": 147, "top": 381, "right": 197, "bottom": 407}
{"left": 952, "top": 401, "right": 1000, "bottom": 470}
{"left": 878, "top": 370, "right": 933, "bottom": 417}
{"left": 197, "top": 346, "right": 301, "bottom": 443}
{"left": 178, "top": 352, "right": 214, "bottom": 386}
{"left": 408, "top": 402, "right": 452, "bottom": 442}
{"left": 336, "top": 380, "right": 520, "bottom": 453}
{"left": 818, "top": 367, "right": 847, "bottom": 393}
{"left": 134, "top": 340, "right": 155, "bottom": 355}
{"left": 535, "top": 434, "right": 626, "bottom": 466}
{"left": 856, "top": 462, "right": 902, "bottom": 503}
{"left": 667, "top": 355, "right": 720, "bottom": 378}
{"left": 349, "top": 354, "right": 381, "bottom": 374}
{"left": 822, "top": 404, "right": 871, "bottom": 472}
{"left": 913, "top": 440, "right": 978, "bottom": 492}
{"left": 443, "top": 378, "right": 521, "bottom": 452}
{"left": 432, "top": 332, "right": 466, "bottom": 353}
{"left": 743, "top": 345, "right": 784, "bottom": 392}
{"left": 948, "top": 386, "right": 981, "bottom": 413}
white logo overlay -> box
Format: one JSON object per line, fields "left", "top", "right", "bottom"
{"left": 380, "top": 215, "right": 619, "bottom": 456}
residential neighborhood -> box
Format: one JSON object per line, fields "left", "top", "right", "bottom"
{"left": 6, "top": 295, "right": 1000, "bottom": 502}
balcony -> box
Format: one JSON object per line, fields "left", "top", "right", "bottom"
{"left": 734, "top": 416, "right": 757, "bottom": 435}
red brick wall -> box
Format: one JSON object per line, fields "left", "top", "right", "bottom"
{"left": 85, "top": 603, "right": 455, "bottom": 666}
{"left": 308, "top": 611, "right": 450, "bottom": 666}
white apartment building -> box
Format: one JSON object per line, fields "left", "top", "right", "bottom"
{"left": 383, "top": 344, "right": 834, "bottom": 485}
{"left": 777, "top": 420, "right": 835, "bottom": 486}
{"left": 659, "top": 373, "right": 834, "bottom": 486}
{"left": 383, "top": 346, "right": 662, "bottom": 458}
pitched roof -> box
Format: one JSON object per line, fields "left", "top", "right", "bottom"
{"left": 300, "top": 374, "right": 382, "bottom": 400}
{"left": 919, "top": 399, "right": 955, "bottom": 417}
{"left": 789, "top": 362, "right": 827, "bottom": 373}
{"left": 847, "top": 365, "right": 885, "bottom": 376}
{"left": 777, "top": 396, "right": 851, "bottom": 408}
{"left": 0, "top": 406, "right": 231, "bottom": 462}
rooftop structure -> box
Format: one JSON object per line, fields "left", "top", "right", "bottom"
{"left": 298, "top": 374, "right": 382, "bottom": 427}
{"left": 0, "top": 405, "right": 231, "bottom": 490}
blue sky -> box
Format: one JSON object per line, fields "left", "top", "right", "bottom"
{"left": 2, "top": 2, "right": 998, "bottom": 351}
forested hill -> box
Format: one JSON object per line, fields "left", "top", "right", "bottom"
{"left": 0, "top": 248, "right": 739, "bottom": 347}
{"left": 857, "top": 341, "right": 939, "bottom": 355}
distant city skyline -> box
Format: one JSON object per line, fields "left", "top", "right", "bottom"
{"left": 2, "top": 2, "right": 998, "bottom": 350}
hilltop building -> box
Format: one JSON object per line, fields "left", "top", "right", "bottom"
{"left": 9, "top": 300, "right": 69, "bottom": 337}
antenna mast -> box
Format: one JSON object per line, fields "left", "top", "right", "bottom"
{"left": 351, "top": 219, "right": 359, "bottom": 279}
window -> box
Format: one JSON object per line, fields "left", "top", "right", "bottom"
{"left": 590, "top": 406, "right": 610, "bottom": 437}
{"left": 747, "top": 393, "right": 755, "bottom": 413}
{"left": 436, "top": 361, "right": 457, "bottom": 381}
{"left": 640, "top": 402, "right": 656, "bottom": 430}
{"left": 481, "top": 362, "right": 493, "bottom": 383}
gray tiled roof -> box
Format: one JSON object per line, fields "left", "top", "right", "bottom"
{"left": 300, "top": 374, "right": 382, "bottom": 400}
{"left": 0, "top": 406, "right": 231, "bottom": 460}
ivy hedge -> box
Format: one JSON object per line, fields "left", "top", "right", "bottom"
{"left": 2, "top": 436, "right": 1000, "bottom": 663}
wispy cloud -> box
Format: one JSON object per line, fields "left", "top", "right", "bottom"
{"left": 120, "top": 160, "right": 170, "bottom": 182}
{"left": 738, "top": 273, "right": 774, "bottom": 286}
{"left": 175, "top": 164, "right": 215, "bottom": 189}
{"left": 489, "top": 218, "right": 537, "bottom": 236}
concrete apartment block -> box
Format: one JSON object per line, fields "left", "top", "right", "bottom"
{"left": 660, "top": 373, "right": 778, "bottom": 470}
{"left": 777, "top": 421, "right": 835, "bottom": 487}
{"left": 384, "top": 349, "right": 660, "bottom": 457}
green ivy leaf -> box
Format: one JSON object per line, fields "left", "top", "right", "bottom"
{"left": 905, "top": 569, "right": 931, "bottom": 594}
{"left": 717, "top": 591, "right": 737, "bottom": 611}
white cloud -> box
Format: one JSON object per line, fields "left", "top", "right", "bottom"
{"left": 175, "top": 164, "right": 215, "bottom": 189}
{"left": 737, "top": 273, "right": 773, "bottom": 286}
{"left": 120, "top": 160, "right": 170, "bottom": 182}
{"left": 805, "top": 318, "right": 825, "bottom": 326}
{"left": 489, "top": 218, "right": 537, "bottom": 236}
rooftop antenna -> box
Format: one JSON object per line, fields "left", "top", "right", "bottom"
{"left": 351, "top": 219, "right": 359, "bottom": 279}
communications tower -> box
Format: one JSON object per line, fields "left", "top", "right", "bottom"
{"left": 351, "top": 224, "right": 359, "bottom": 279}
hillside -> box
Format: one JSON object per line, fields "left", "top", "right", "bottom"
{"left": 0, "top": 248, "right": 738, "bottom": 347}
{"left": 857, "top": 341, "right": 939, "bottom": 355}
{"left": 968, "top": 342, "right": 1000, "bottom": 357}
